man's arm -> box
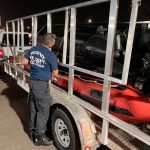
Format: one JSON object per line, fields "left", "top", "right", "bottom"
{"left": 21, "top": 58, "right": 29, "bottom": 65}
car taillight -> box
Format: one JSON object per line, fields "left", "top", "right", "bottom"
{"left": 0, "top": 49, "right": 4, "bottom": 57}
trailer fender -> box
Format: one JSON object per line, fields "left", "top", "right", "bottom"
{"left": 50, "top": 85, "right": 99, "bottom": 149}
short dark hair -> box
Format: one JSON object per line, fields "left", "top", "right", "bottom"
{"left": 39, "top": 33, "right": 56, "bottom": 46}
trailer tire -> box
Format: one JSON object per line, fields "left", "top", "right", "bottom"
{"left": 51, "top": 108, "right": 79, "bottom": 150}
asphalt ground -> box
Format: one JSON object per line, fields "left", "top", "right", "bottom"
{"left": 0, "top": 73, "right": 56, "bottom": 150}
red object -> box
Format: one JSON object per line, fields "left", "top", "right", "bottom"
{"left": 0, "top": 49, "right": 4, "bottom": 57}
{"left": 53, "top": 74, "right": 150, "bottom": 123}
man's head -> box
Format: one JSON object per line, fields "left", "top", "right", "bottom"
{"left": 40, "top": 33, "right": 56, "bottom": 48}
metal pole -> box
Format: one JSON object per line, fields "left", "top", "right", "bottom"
{"left": 47, "top": 13, "right": 52, "bottom": 33}
{"left": 68, "top": 8, "right": 76, "bottom": 96}
{"left": 100, "top": 0, "right": 119, "bottom": 145}
{"left": 17, "top": 20, "right": 20, "bottom": 53}
{"left": 62, "top": 9, "right": 69, "bottom": 64}
{"left": 34, "top": 16, "right": 37, "bottom": 46}
{"left": 122, "top": 0, "right": 141, "bottom": 84}
{"left": 21, "top": 19, "right": 24, "bottom": 51}
{"left": 32, "top": 17, "right": 34, "bottom": 46}
{"left": 12, "top": 21, "right": 16, "bottom": 63}
{"left": 32, "top": 16, "right": 37, "bottom": 46}
{"left": 6, "top": 23, "right": 9, "bottom": 60}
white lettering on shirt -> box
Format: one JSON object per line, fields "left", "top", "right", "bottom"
{"left": 30, "top": 51, "right": 46, "bottom": 68}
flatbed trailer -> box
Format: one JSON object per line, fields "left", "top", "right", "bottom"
{"left": 3, "top": 0, "right": 150, "bottom": 149}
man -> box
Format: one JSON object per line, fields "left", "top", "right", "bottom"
{"left": 22, "top": 33, "right": 58, "bottom": 146}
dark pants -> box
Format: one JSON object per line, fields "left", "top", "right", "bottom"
{"left": 29, "top": 79, "right": 50, "bottom": 134}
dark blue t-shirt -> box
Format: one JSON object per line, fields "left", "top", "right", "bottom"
{"left": 24, "top": 45, "right": 58, "bottom": 81}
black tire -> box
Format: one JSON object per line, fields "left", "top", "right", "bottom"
{"left": 51, "top": 108, "right": 79, "bottom": 150}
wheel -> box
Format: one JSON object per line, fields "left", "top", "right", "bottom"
{"left": 51, "top": 108, "right": 79, "bottom": 150}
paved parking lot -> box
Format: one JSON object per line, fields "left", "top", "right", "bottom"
{"left": 0, "top": 73, "right": 56, "bottom": 150}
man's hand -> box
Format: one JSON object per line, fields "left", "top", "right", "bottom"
{"left": 52, "top": 70, "right": 58, "bottom": 78}
{"left": 52, "top": 77, "right": 58, "bottom": 83}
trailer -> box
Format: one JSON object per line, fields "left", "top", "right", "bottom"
{"left": 3, "top": 0, "right": 150, "bottom": 149}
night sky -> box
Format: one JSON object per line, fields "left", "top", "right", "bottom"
{"left": 0, "top": 0, "right": 150, "bottom": 27}
{"left": 0, "top": 0, "right": 87, "bottom": 25}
